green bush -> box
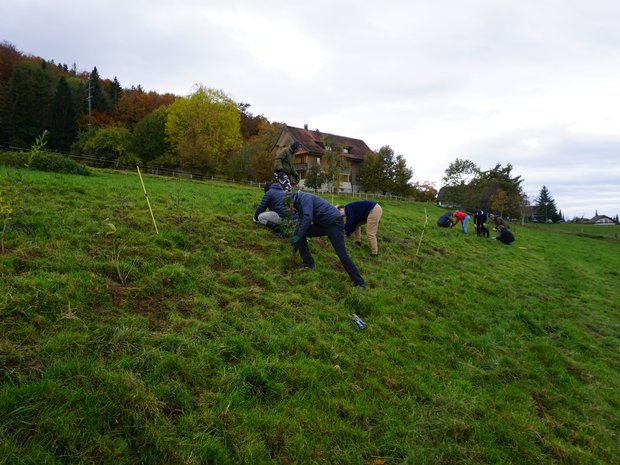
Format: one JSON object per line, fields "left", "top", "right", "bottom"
{"left": 0, "top": 151, "right": 90, "bottom": 175}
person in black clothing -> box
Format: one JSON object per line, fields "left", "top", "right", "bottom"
{"left": 473, "top": 209, "right": 490, "bottom": 237}
{"left": 495, "top": 225, "right": 515, "bottom": 244}
{"left": 289, "top": 191, "right": 365, "bottom": 289}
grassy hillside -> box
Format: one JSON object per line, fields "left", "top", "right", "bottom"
{"left": 1, "top": 167, "right": 619, "bottom": 465}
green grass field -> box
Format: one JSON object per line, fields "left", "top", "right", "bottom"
{"left": 524, "top": 222, "right": 619, "bottom": 240}
{"left": 1, "top": 167, "right": 619, "bottom": 464}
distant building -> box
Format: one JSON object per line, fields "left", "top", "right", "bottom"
{"left": 271, "top": 125, "right": 372, "bottom": 193}
{"left": 589, "top": 215, "right": 616, "bottom": 225}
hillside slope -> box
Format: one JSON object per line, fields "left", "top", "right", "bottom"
{"left": 1, "top": 168, "right": 619, "bottom": 464}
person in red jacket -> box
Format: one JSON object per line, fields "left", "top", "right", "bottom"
{"left": 452, "top": 210, "right": 471, "bottom": 234}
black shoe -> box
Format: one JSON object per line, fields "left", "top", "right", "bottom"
{"left": 370, "top": 253, "right": 378, "bottom": 257}
{"left": 354, "top": 241, "right": 362, "bottom": 247}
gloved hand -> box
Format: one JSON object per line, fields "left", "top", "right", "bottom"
{"left": 290, "top": 235, "right": 301, "bottom": 244}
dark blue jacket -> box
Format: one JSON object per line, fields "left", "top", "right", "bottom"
{"left": 437, "top": 212, "right": 452, "bottom": 227}
{"left": 254, "top": 184, "right": 289, "bottom": 220}
{"left": 342, "top": 201, "right": 377, "bottom": 236}
{"left": 293, "top": 192, "right": 341, "bottom": 237}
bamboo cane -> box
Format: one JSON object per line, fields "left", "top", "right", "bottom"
{"left": 136, "top": 165, "right": 159, "bottom": 234}
{"left": 416, "top": 207, "right": 429, "bottom": 256}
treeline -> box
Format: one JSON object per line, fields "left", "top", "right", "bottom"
{"left": 437, "top": 158, "right": 529, "bottom": 219}
{"left": 0, "top": 41, "right": 286, "bottom": 183}
{"left": 436, "top": 158, "right": 570, "bottom": 222}
{"left": 1, "top": 41, "right": 425, "bottom": 194}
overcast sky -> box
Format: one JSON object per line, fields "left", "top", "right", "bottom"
{"left": 5, "top": 0, "right": 620, "bottom": 218}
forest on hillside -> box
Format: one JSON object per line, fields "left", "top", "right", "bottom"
{"left": 0, "top": 41, "right": 429, "bottom": 198}
{"left": 0, "top": 41, "right": 285, "bottom": 181}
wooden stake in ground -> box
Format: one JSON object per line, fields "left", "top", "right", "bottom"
{"left": 136, "top": 165, "right": 159, "bottom": 235}
{"left": 416, "top": 207, "right": 429, "bottom": 256}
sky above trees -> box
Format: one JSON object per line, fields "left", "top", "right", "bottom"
{"left": 3, "top": 0, "right": 620, "bottom": 218}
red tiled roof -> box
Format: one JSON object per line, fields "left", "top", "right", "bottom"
{"left": 285, "top": 125, "right": 372, "bottom": 161}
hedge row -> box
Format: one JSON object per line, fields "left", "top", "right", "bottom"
{"left": 0, "top": 151, "right": 91, "bottom": 176}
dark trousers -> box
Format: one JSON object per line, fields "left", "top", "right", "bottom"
{"left": 297, "top": 219, "right": 364, "bottom": 286}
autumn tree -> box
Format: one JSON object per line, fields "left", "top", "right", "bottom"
{"left": 412, "top": 181, "right": 437, "bottom": 202}
{"left": 116, "top": 87, "right": 176, "bottom": 129}
{"left": 490, "top": 188, "right": 509, "bottom": 217}
{"left": 165, "top": 85, "right": 242, "bottom": 175}
{"left": 246, "top": 122, "right": 283, "bottom": 183}
{"left": 238, "top": 102, "right": 269, "bottom": 140}
{"left": 225, "top": 120, "right": 281, "bottom": 182}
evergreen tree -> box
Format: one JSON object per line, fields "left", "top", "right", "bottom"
{"left": 359, "top": 151, "right": 387, "bottom": 194}
{"left": 7, "top": 60, "right": 55, "bottom": 147}
{"left": 49, "top": 76, "right": 77, "bottom": 151}
{"left": 0, "top": 41, "right": 22, "bottom": 146}
{"left": 109, "top": 77, "right": 122, "bottom": 111}
{"left": 390, "top": 155, "right": 413, "bottom": 196}
{"left": 90, "top": 67, "right": 110, "bottom": 113}
{"left": 534, "top": 185, "right": 560, "bottom": 223}
{"left": 359, "top": 145, "right": 401, "bottom": 194}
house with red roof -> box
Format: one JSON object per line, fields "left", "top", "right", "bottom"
{"left": 271, "top": 124, "right": 373, "bottom": 193}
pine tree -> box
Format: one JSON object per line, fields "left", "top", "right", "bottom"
{"left": 49, "top": 76, "right": 77, "bottom": 152}
{"left": 7, "top": 60, "right": 55, "bottom": 147}
{"left": 391, "top": 155, "right": 413, "bottom": 197}
{"left": 109, "top": 77, "right": 123, "bottom": 111}
{"left": 534, "top": 185, "right": 560, "bottom": 223}
{"left": 90, "top": 67, "right": 110, "bottom": 113}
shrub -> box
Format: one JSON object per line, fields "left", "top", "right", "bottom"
{"left": 0, "top": 151, "right": 90, "bottom": 175}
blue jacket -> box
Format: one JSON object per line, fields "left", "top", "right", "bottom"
{"left": 293, "top": 192, "right": 341, "bottom": 237}
{"left": 342, "top": 201, "right": 377, "bottom": 236}
{"left": 437, "top": 212, "right": 452, "bottom": 227}
{"left": 254, "top": 184, "right": 289, "bottom": 220}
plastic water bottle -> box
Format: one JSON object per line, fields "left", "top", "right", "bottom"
{"left": 350, "top": 314, "right": 367, "bottom": 329}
